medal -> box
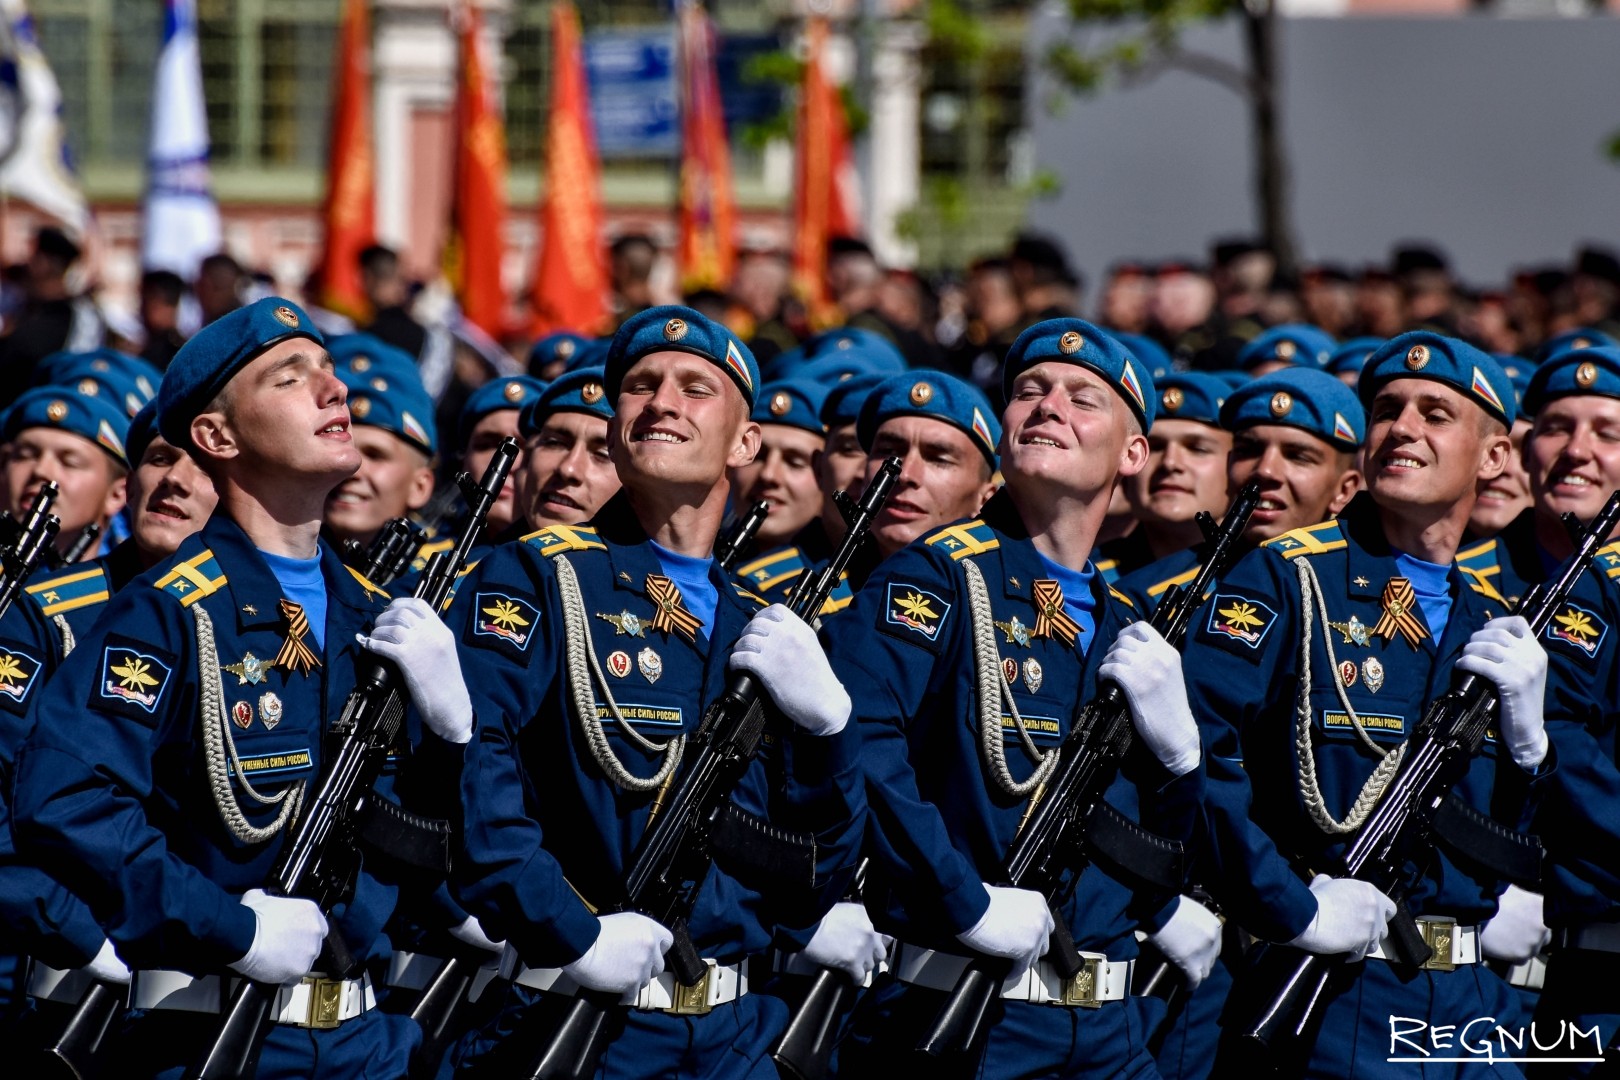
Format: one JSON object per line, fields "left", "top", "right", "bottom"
{"left": 232, "top": 700, "right": 253, "bottom": 729}
{"left": 994, "top": 616, "right": 1032, "bottom": 648}
{"left": 1338, "top": 660, "right": 1358, "bottom": 688}
{"left": 1362, "top": 657, "right": 1385, "bottom": 693}
{"left": 638, "top": 648, "right": 663, "bottom": 684}
{"left": 1030, "top": 581, "right": 1080, "bottom": 646}
{"left": 1002, "top": 657, "right": 1019, "bottom": 685}
{"left": 258, "top": 691, "right": 283, "bottom": 730}
{"left": 222, "top": 651, "right": 271, "bottom": 685}
{"left": 597, "top": 611, "right": 646, "bottom": 637}
{"left": 1022, "top": 658, "right": 1044, "bottom": 694}
{"left": 1372, "top": 577, "right": 1427, "bottom": 648}
{"left": 1327, "top": 616, "right": 1371, "bottom": 648}
{"left": 606, "top": 650, "right": 631, "bottom": 678}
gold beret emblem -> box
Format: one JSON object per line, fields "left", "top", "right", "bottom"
{"left": 370, "top": 377, "right": 388, "bottom": 392}
{"left": 351, "top": 356, "right": 372, "bottom": 373}
{"left": 45, "top": 400, "right": 67, "bottom": 422}
{"left": 1275, "top": 340, "right": 1297, "bottom": 360}
{"left": 1058, "top": 331, "right": 1083, "bottom": 355}
{"left": 1574, "top": 337, "right": 1592, "bottom": 350}
{"left": 581, "top": 381, "right": 604, "bottom": 404}
{"left": 273, "top": 305, "right": 299, "bottom": 328}
{"left": 91, "top": 359, "right": 110, "bottom": 372}
{"left": 555, "top": 339, "right": 576, "bottom": 359}
{"left": 351, "top": 396, "right": 372, "bottom": 419}
{"left": 1270, "top": 390, "right": 1293, "bottom": 417}
{"left": 663, "top": 318, "right": 688, "bottom": 342}
{"left": 836, "top": 337, "right": 853, "bottom": 350}
{"left": 769, "top": 390, "right": 791, "bottom": 416}
{"left": 1405, "top": 344, "right": 1430, "bottom": 370}
{"left": 1576, "top": 361, "right": 1599, "bottom": 388}
{"left": 1162, "top": 386, "right": 1184, "bottom": 412}
{"left": 504, "top": 381, "right": 526, "bottom": 402}
{"left": 76, "top": 378, "right": 98, "bottom": 396}
{"left": 910, "top": 381, "right": 934, "bottom": 405}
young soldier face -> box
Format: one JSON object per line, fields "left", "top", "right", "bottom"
{"left": 1363, "top": 378, "right": 1507, "bottom": 516}
{"left": 609, "top": 351, "right": 760, "bottom": 494}
{"left": 999, "top": 362, "right": 1147, "bottom": 504}
{"left": 815, "top": 423, "right": 868, "bottom": 523}
{"left": 3, "top": 427, "right": 127, "bottom": 540}
{"left": 521, "top": 412, "right": 619, "bottom": 528}
{"left": 866, "top": 415, "right": 997, "bottom": 556}
{"left": 1126, "top": 418, "right": 1233, "bottom": 528}
{"left": 464, "top": 408, "right": 525, "bottom": 534}
{"left": 1469, "top": 418, "right": 1533, "bottom": 537}
{"left": 195, "top": 341, "right": 359, "bottom": 486}
{"left": 728, "top": 424, "right": 825, "bottom": 548}
{"left": 324, "top": 426, "right": 434, "bottom": 544}
{"left": 1525, "top": 395, "right": 1620, "bottom": 531}
{"left": 1228, "top": 423, "right": 1360, "bottom": 543}
{"left": 129, "top": 434, "right": 218, "bottom": 560}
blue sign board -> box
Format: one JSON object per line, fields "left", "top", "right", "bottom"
{"left": 585, "top": 29, "right": 678, "bottom": 159}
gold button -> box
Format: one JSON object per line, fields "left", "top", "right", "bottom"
{"left": 1058, "top": 331, "right": 1083, "bottom": 355}
{"left": 273, "top": 305, "right": 299, "bottom": 328}
{"left": 1275, "top": 340, "right": 1297, "bottom": 360}
{"left": 1406, "top": 344, "right": 1430, "bottom": 370}
{"left": 371, "top": 377, "right": 388, "bottom": 392}
{"left": 663, "top": 318, "right": 688, "bottom": 342}
{"left": 352, "top": 357, "right": 372, "bottom": 372}
{"left": 1270, "top": 390, "right": 1292, "bottom": 417}
{"left": 910, "top": 382, "right": 934, "bottom": 405}
{"left": 556, "top": 339, "right": 576, "bottom": 359}
{"left": 1574, "top": 337, "right": 1592, "bottom": 350}
{"left": 76, "top": 378, "right": 98, "bottom": 396}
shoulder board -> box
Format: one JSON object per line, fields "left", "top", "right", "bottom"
{"left": 736, "top": 547, "right": 807, "bottom": 592}
{"left": 1145, "top": 565, "right": 1200, "bottom": 600}
{"left": 152, "top": 549, "right": 227, "bottom": 607}
{"left": 521, "top": 524, "right": 607, "bottom": 557}
{"left": 25, "top": 565, "right": 111, "bottom": 617}
{"left": 1260, "top": 519, "right": 1347, "bottom": 560}
{"left": 345, "top": 566, "right": 392, "bottom": 600}
{"left": 419, "top": 537, "right": 455, "bottom": 557}
{"left": 924, "top": 520, "right": 1000, "bottom": 561}
{"left": 732, "top": 585, "right": 770, "bottom": 610}
{"left": 1598, "top": 540, "right": 1620, "bottom": 581}
{"left": 1094, "top": 558, "right": 1120, "bottom": 585}
{"left": 1467, "top": 577, "right": 1508, "bottom": 606}
{"left": 1109, "top": 587, "right": 1135, "bottom": 610}
{"left": 1454, "top": 537, "right": 1499, "bottom": 569}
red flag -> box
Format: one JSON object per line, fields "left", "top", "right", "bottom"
{"left": 316, "top": 0, "right": 373, "bottom": 319}
{"left": 531, "top": 1, "right": 608, "bottom": 335}
{"left": 793, "top": 17, "right": 861, "bottom": 324}
{"left": 444, "top": 4, "right": 508, "bottom": 337}
{"left": 675, "top": 0, "right": 736, "bottom": 292}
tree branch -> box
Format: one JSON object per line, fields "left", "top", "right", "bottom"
{"left": 1122, "top": 46, "right": 1256, "bottom": 98}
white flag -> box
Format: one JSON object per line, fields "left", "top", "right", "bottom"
{"left": 0, "top": 0, "right": 88, "bottom": 232}
{"left": 141, "top": 0, "right": 220, "bottom": 278}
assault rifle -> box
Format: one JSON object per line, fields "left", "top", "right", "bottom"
{"left": 715, "top": 499, "right": 770, "bottom": 573}
{"left": 0, "top": 481, "right": 62, "bottom": 619}
{"left": 918, "top": 480, "right": 1262, "bottom": 1058}
{"left": 179, "top": 437, "right": 520, "bottom": 1079}
{"left": 1228, "top": 490, "right": 1620, "bottom": 1073}
{"left": 527, "top": 456, "right": 903, "bottom": 1080}
{"left": 342, "top": 517, "right": 425, "bottom": 588}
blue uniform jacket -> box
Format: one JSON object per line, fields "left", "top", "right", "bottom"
{"left": 11, "top": 513, "right": 402, "bottom": 974}
{"left": 733, "top": 521, "right": 865, "bottom": 618}
{"left": 1113, "top": 545, "right": 1203, "bottom": 618}
{"left": 448, "top": 492, "right": 866, "bottom": 969}
{"left": 822, "top": 489, "right": 1204, "bottom": 955}
{"left": 1181, "top": 495, "right": 1546, "bottom": 942}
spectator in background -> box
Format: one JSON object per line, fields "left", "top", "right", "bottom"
{"left": 137, "top": 270, "right": 188, "bottom": 369}
{"left": 193, "top": 252, "right": 245, "bottom": 326}
{"left": 1099, "top": 262, "right": 1154, "bottom": 336}
{"left": 1572, "top": 245, "right": 1620, "bottom": 337}
{"left": 359, "top": 243, "right": 427, "bottom": 358}
{"left": 946, "top": 256, "right": 1025, "bottom": 394}
{"left": 1301, "top": 264, "right": 1356, "bottom": 338}
{"left": 829, "top": 235, "right": 937, "bottom": 367}
{"left": 608, "top": 232, "right": 658, "bottom": 325}
{"left": 0, "top": 227, "right": 84, "bottom": 396}
{"left": 1008, "top": 231, "right": 1081, "bottom": 324}
{"left": 1152, "top": 262, "right": 1217, "bottom": 364}
{"left": 1461, "top": 291, "right": 1523, "bottom": 357}
{"left": 1194, "top": 237, "right": 1271, "bottom": 368}
{"left": 735, "top": 248, "right": 799, "bottom": 366}
{"left": 1354, "top": 266, "right": 1406, "bottom": 338}
{"left": 1393, "top": 243, "right": 1458, "bottom": 335}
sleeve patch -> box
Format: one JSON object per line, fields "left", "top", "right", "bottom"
{"left": 882, "top": 582, "right": 951, "bottom": 644}
{"left": 0, "top": 641, "right": 44, "bottom": 714}
{"left": 467, "top": 590, "right": 540, "bottom": 655}
{"left": 1546, "top": 601, "right": 1607, "bottom": 660}
{"left": 98, "top": 635, "right": 177, "bottom": 717}
{"left": 1203, "top": 593, "right": 1278, "bottom": 650}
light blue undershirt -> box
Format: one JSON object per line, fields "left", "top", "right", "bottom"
{"left": 260, "top": 549, "right": 327, "bottom": 649}
{"left": 649, "top": 541, "right": 718, "bottom": 634}
{"left": 1034, "top": 551, "right": 1099, "bottom": 652}
{"left": 1393, "top": 550, "right": 1452, "bottom": 643}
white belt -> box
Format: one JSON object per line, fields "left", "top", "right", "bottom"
{"left": 1502, "top": 953, "right": 1547, "bottom": 991}
{"left": 387, "top": 949, "right": 505, "bottom": 1004}
{"left": 126, "top": 970, "right": 375, "bottom": 1028}
{"left": 771, "top": 946, "right": 889, "bottom": 989}
{"left": 28, "top": 962, "right": 123, "bottom": 1005}
{"left": 893, "top": 943, "right": 1131, "bottom": 1007}
{"left": 515, "top": 958, "right": 748, "bottom": 1015}
{"left": 1368, "top": 920, "right": 1480, "bottom": 971}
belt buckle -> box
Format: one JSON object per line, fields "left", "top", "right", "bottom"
{"left": 667, "top": 963, "right": 714, "bottom": 1016}
{"left": 1059, "top": 956, "right": 1104, "bottom": 1009}
{"left": 1418, "top": 918, "right": 1457, "bottom": 973}
{"left": 303, "top": 976, "right": 344, "bottom": 1029}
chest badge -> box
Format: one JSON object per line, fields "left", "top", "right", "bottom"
{"left": 223, "top": 651, "right": 272, "bottom": 686}
{"left": 995, "top": 615, "right": 1032, "bottom": 648}
{"left": 258, "top": 691, "right": 284, "bottom": 730}
{"left": 1373, "top": 577, "right": 1427, "bottom": 648}
{"left": 638, "top": 647, "right": 663, "bottom": 684}
{"left": 1548, "top": 603, "right": 1608, "bottom": 658}
{"left": 644, "top": 575, "right": 704, "bottom": 642}
{"left": 1327, "top": 616, "right": 1371, "bottom": 648}
{"left": 1361, "top": 657, "right": 1385, "bottom": 693}
{"left": 1022, "top": 657, "right": 1044, "bottom": 694}
{"left": 232, "top": 700, "right": 254, "bottom": 729}
{"left": 1338, "top": 660, "right": 1358, "bottom": 687}
{"left": 598, "top": 611, "right": 646, "bottom": 637}
{"left": 1002, "top": 657, "right": 1019, "bottom": 685}
{"left": 1030, "top": 580, "right": 1080, "bottom": 646}
{"left": 606, "top": 650, "right": 631, "bottom": 678}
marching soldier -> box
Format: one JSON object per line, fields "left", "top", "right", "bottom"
{"left": 825, "top": 318, "right": 1205, "bottom": 1076}
{"left": 1236, "top": 324, "right": 1337, "bottom": 378}
{"left": 728, "top": 377, "right": 829, "bottom": 556}
{"left": 12, "top": 297, "right": 473, "bottom": 1077}
{"left": 1181, "top": 332, "right": 1548, "bottom": 1077}
{"left": 323, "top": 358, "right": 438, "bottom": 555}
{"left": 452, "top": 374, "right": 547, "bottom": 539}
{"left": 445, "top": 306, "right": 864, "bottom": 1078}
{"left": 515, "top": 366, "right": 619, "bottom": 530}
{"left": 0, "top": 384, "right": 130, "bottom": 562}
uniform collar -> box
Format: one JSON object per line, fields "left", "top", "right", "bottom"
{"left": 1339, "top": 493, "right": 1480, "bottom": 652}
{"left": 190, "top": 512, "right": 374, "bottom": 636}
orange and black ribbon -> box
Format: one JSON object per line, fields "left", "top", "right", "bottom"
{"left": 1030, "top": 579, "right": 1081, "bottom": 646}
{"left": 645, "top": 575, "right": 704, "bottom": 642}
{"left": 275, "top": 599, "right": 323, "bottom": 675}
{"left": 1372, "top": 577, "right": 1427, "bottom": 648}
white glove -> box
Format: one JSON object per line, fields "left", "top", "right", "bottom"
{"left": 1287, "top": 874, "right": 1396, "bottom": 960}
{"left": 86, "top": 938, "right": 131, "bottom": 985}
{"left": 956, "top": 885, "right": 1054, "bottom": 978}
{"left": 728, "top": 605, "right": 851, "bottom": 736}
{"left": 1099, "top": 622, "right": 1201, "bottom": 776}
{"left": 228, "top": 889, "right": 329, "bottom": 984}
{"left": 1145, "top": 895, "right": 1223, "bottom": 990}
{"left": 561, "top": 912, "right": 674, "bottom": 998}
{"left": 357, "top": 597, "right": 474, "bottom": 744}
{"left": 1481, "top": 885, "right": 1551, "bottom": 964}
{"left": 449, "top": 915, "right": 504, "bottom": 954}
{"left": 1455, "top": 616, "right": 1548, "bottom": 770}
{"left": 801, "top": 902, "right": 892, "bottom": 983}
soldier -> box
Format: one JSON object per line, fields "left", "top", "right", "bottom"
{"left": 323, "top": 359, "right": 438, "bottom": 551}
{"left": 825, "top": 318, "right": 1205, "bottom": 1076}
{"left": 34, "top": 347, "right": 163, "bottom": 420}
{"left": 1, "top": 384, "right": 130, "bottom": 563}
{"left": 515, "top": 367, "right": 619, "bottom": 530}
{"left": 446, "top": 306, "right": 864, "bottom": 1078}
{"left": 727, "top": 377, "right": 829, "bottom": 554}
{"left": 454, "top": 374, "right": 547, "bottom": 538}
{"left": 1181, "top": 332, "right": 1548, "bottom": 1077}
{"left": 12, "top": 297, "right": 473, "bottom": 1077}
{"left": 1326, "top": 337, "right": 1383, "bottom": 388}
{"left": 1236, "top": 324, "right": 1337, "bottom": 378}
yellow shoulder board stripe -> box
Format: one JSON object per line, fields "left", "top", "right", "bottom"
{"left": 523, "top": 524, "right": 607, "bottom": 557}
{"left": 1597, "top": 541, "right": 1620, "bottom": 580}
{"left": 924, "top": 520, "right": 1000, "bottom": 561}
{"left": 153, "top": 550, "right": 227, "bottom": 607}
{"left": 1261, "top": 520, "right": 1347, "bottom": 560}
{"left": 732, "top": 586, "right": 769, "bottom": 609}
{"left": 1094, "top": 558, "right": 1118, "bottom": 574}
{"left": 735, "top": 547, "right": 803, "bottom": 579}
{"left": 1109, "top": 587, "right": 1135, "bottom": 609}
{"left": 1454, "top": 538, "right": 1497, "bottom": 564}
{"left": 1146, "top": 565, "right": 1200, "bottom": 600}
{"left": 419, "top": 537, "right": 455, "bottom": 556}
{"left": 345, "top": 566, "right": 392, "bottom": 599}
{"left": 25, "top": 565, "right": 111, "bottom": 616}
{"left": 820, "top": 593, "right": 854, "bottom": 616}
{"left": 1468, "top": 577, "right": 1508, "bottom": 605}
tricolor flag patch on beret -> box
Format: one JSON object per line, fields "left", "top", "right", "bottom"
{"left": 724, "top": 339, "right": 752, "bottom": 391}
{"left": 1470, "top": 366, "right": 1506, "bottom": 416}
{"left": 1333, "top": 411, "right": 1357, "bottom": 443}
{"left": 402, "top": 411, "right": 430, "bottom": 447}
{"left": 1118, "top": 359, "right": 1145, "bottom": 415}
{"left": 96, "top": 419, "right": 124, "bottom": 458}
{"left": 970, "top": 407, "right": 994, "bottom": 453}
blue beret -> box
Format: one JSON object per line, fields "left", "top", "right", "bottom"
{"left": 458, "top": 375, "right": 547, "bottom": 451}
{"left": 804, "top": 327, "right": 907, "bottom": 369}
{"left": 338, "top": 365, "right": 438, "bottom": 455}
{"left": 1112, "top": 332, "right": 1173, "bottom": 381}
{"left": 858, "top": 371, "right": 1001, "bottom": 469}
{"left": 605, "top": 305, "right": 760, "bottom": 408}
{"left": 1535, "top": 327, "right": 1618, "bottom": 367}
{"left": 1493, "top": 355, "right": 1535, "bottom": 415}
{"left": 566, "top": 338, "right": 611, "bottom": 373}
{"left": 125, "top": 401, "right": 160, "bottom": 467}
{"left": 3, "top": 385, "right": 130, "bottom": 466}
{"left": 820, "top": 372, "right": 887, "bottom": 430}
{"left": 519, "top": 367, "right": 613, "bottom": 436}
{"left": 1326, "top": 337, "right": 1384, "bottom": 378}
{"left": 1523, "top": 346, "right": 1620, "bottom": 416}
{"left": 158, "top": 297, "right": 323, "bottom": 449}
{"left": 753, "top": 379, "right": 829, "bottom": 437}
{"left": 1002, "top": 318, "right": 1156, "bottom": 432}
{"left": 327, "top": 333, "right": 423, "bottom": 390}
{"left": 1221, "top": 368, "right": 1365, "bottom": 451}
{"left": 1237, "top": 324, "right": 1337, "bottom": 372}
{"left": 760, "top": 344, "right": 806, "bottom": 383}
{"left": 1211, "top": 369, "right": 1251, "bottom": 392}
{"left": 1358, "top": 331, "right": 1516, "bottom": 428}
{"left": 37, "top": 349, "right": 162, "bottom": 417}
{"left": 1154, "top": 372, "right": 1228, "bottom": 427}
{"left": 528, "top": 332, "right": 591, "bottom": 374}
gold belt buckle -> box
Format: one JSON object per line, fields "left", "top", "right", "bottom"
{"left": 303, "top": 976, "right": 345, "bottom": 1029}
{"left": 667, "top": 963, "right": 715, "bottom": 1016}
{"left": 1418, "top": 918, "right": 1458, "bottom": 972}
{"left": 1059, "top": 956, "right": 1104, "bottom": 1009}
